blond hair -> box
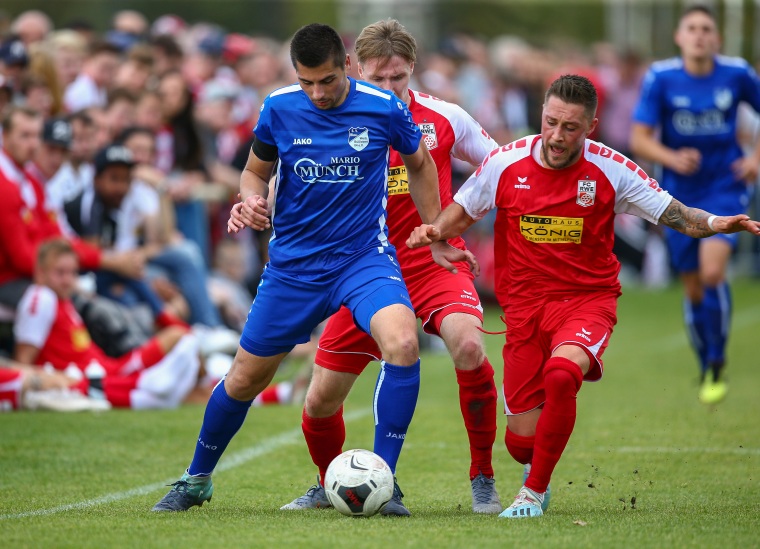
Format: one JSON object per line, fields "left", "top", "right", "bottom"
{"left": 354, "top": 19, "right": 417, "bottom": 65}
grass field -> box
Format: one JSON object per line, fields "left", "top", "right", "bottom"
{"left": 2, "top": 280, "right": 759, "bottom": 548}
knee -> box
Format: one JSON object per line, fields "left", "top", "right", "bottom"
{"left": 449, "top": 335, "right": 485, "bottom": 369}
{"left": 379, "top": 331, "right": 419, "bottom": 365}
{"left": 543, "top": 357, "right": 583, "bottom": 398}
{"left": 700, "top": 269, "right": 725, "bottom": 288}
{"left": 303, "top": 382, "right": 343, "bottom": 418}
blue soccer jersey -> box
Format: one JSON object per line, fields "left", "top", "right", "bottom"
{"left": 633, "top": 55, "right": 760, "bottom": 205}
{"left": 253, "top": 77, "right": 421, "bottom": 273}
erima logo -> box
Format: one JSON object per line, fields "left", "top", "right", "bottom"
{"left": 518, "top": 176, "right": 528, "bottom": 183}
{"left": 582, "top": 327, "right": 591, "bottom": 335}
{"left": 462, "top": 290, "right": 473, "bottom": 296}
{"left": 293, "top": 138, "right": 312, "bottom": 145}
{"left": 575, "top": 328, "right": 591, "bottom": 342}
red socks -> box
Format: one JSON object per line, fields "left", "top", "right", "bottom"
{"left": 525, "top": 356, "right": 583, "bottom": 493}
{"left": 302, "top": 406, "right": 345, "bottom": 484}
{"left": 505, "top": 428, "right": 535, "bottom": 465}
{"left": 455, "top": 358, "right": 497, "bottom": 479}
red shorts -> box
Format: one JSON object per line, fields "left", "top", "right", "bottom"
{"left": 0, "top": 369, "right": 24, "bottom": 411}
{"left": 503, "top": 291, "right": 617, "bottom": 415}
{"left": 316, "top": 263, "right": 483, "bottom": 375}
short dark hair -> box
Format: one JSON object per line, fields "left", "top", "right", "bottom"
{"left": 115, "top": 125, "right": 154, "bottom": 145}
{"left": 289, "top": 23, "right": 345, "bottom": 70}
{"left": 1, "top": 105, "right": 41, "bottom": 133}
{"left": 680, "top": 4, "right": 716, "bottom": 23}
{"left": 545, "top": 74, "right": 598, "bottom": 119}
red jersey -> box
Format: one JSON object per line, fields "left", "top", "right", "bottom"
{"left": 454, "top": 135, "right": 672, "bottom": 320}
{"left": 387, "top": 90, "right": 498, "bottom": 272}
{"left": 13, "top": 284, "right": 110, "bottom": 372}
{"left": 0, "top": 149, "right": 101, "bottom": 285}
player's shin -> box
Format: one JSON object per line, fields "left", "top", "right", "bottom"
{"left": 372, "top": 359, "right": 421, "bottom": 472}
{"left": 187, "top": 380, "right": 253, "bottom": 476}
{"left": 302, "top": 406, "right": 345, "bottom": 484}
{"left": 702, "top": 282, "right": 731, "bottom": 375}
{"left": 684, "top": 298, "right": 709, "bottom": 374}
{"left": 456, "top": 358, "right": 497, "bottom": 479}
{"left": 526, "top": 357, "right": 583, "bottom": 494}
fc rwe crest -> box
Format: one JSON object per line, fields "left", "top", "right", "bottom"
{"left": 348, "top": 127, "right": 369, "bottom": 151}
{"left": 577, "top": 179, "right": 596, "bottom": 207}
{"left": 419, "top": 123, "right": 438, "bottom": 150}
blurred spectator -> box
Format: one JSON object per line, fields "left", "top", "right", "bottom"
{"left": 13, "top": 238, "right": 202, "bottom": 409}
{"left": 0, "top": 35, "right": 29, "bottom": 99}
{"left": 150, "top": 34, "right": 183, "bottom": 77}
{"left": 19, "top": 73, "right": 53, "bottom": 117}
{"left": 10, "top": 10, "right": 52, "bottom": 46}
{"left": 112, "top": 10, "right": 149, "bottom": 37}
{"left": 63, "top": 41, "right": 121, "bottom": 112}
{"left": 28, "top": 116, "right": 71, "bottom": 199}
{"left": 207, "top": 239, "right": 253, "bottom": 331}
{"left": 104, "top": 88, "right": 137, "bottom": 142}
{"left": 48, "top": 109, "right": 96, "bottom": 204}
{"left": 45, "top": 30, "right": 87, "bottom": 88}
{"left": 0, "top": 106, "right": 129, "bottom": 309}
{"left": 114, "top": 43, "right": 154, "bottom": 94}
{"left": 134, "top": 89, "right": 163, "bottom": 133}
{"left": 27, "top": 42, "right": 65, "bottom": 115}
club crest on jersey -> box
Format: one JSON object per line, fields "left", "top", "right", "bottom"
{"left": 714, "top": 87, "right": 732, "bottom": 111}
{"left": 419, "top": 123, "right": 438, "bottom": 150}
{"left": 348, "top": 127, "right": 369, "bottom": 151}
{"left": 577, "top": 179, "right": 596, "bottom": 207}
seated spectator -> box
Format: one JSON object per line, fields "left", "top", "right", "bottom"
{"left": 0, "top": 106, "right": 136, "bottom": 310}
{"left": 13, "top": 239, "right": 202, "bottom": 409}
{"left": 1, "top": 358, "right": 110, "bottom": 412}
{"left": 207, "top": 239, "right": 252, "bottom": 331}
{"left": 47, "top": 109, "right": 97, "bottom": 206}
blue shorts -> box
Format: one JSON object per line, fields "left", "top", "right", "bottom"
{"left": 240, "top": 250, "right": 412, "bottom": 356}
{"left": 665, "top": 192, "right": 747, "bottom": 273}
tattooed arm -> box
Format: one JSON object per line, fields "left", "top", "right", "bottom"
{"left": 659, "top": 198, "right": 760, "bottom": 237}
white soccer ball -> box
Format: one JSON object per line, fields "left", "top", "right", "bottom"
{"left": 324, "top": 449, "right": 394, "bottom": 517}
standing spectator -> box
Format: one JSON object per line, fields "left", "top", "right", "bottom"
{"left": 407, "top": 74, "right": 760, "bottom": 518}
{"left": 10, "top": 10, "right": 52, "bottom": 46}
{"left": 46, "top": 30, "right": 88, "bottom": 89}
{"left": 630, "top": 5, "right": 760, "bottom": 404}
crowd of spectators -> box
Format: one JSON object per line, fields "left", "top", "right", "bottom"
{"left": 0, "top": 9, "right": 758, "bottom": 409}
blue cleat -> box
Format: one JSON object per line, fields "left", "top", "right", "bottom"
{"left": 380, "top": 478, "right": 410, "bottom": 516}
{"left": 152, "top": 472, "right": 213, "bottom": 512}
{"left": 523, "top": 463, "right": 551, "bottom": 512}
{"left": 498, "top": 486, "right": 544, "bottom": 519}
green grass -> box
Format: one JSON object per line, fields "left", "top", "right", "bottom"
{"left": 2, "top": 280, "right": 760, "bottom": 548}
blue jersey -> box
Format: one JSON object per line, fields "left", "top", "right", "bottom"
{"left": 253, "top": 77, "right": 421, "bottom": 273}
{"left": 633, "top": 55, "right": 760, "bottom": 203}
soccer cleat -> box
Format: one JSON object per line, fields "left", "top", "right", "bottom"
{"left": 379, "top": 478, "right": 410, "bottom": 516}
{"left": 280, "top": 476, "right": 332, "bottom": 510}
{"left": 23, "top": 389, "right": 111, "bottom": 412}
{"left": 699, "top": 367, "right": 727, "bottom": 405}
{"left": 523, "top": 463, "right": 551, "bottom": 511}
{"left": 471, "top": 473, "right": 502, "bottom": 514}
{"left": 498, "top": 486, "right": 544, "bottom": 519}
{"left": 152, "top": 472, "right": 213, "bottom": 512}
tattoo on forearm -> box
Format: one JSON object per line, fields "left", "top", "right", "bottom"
{"left": 659, "top": 199, "right": 712, "bottom": 237}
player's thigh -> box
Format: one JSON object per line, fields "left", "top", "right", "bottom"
{"left": 547, "top": 292, "right": 617, "bottom": 382}
{"left": 315, "top": 306, "right": 380, "bottom": 376}
{"left": 503, "top": 316, "right": 549, "bottom": 415}
{"left": 304, "top": 364, "right": 359, "bottom": 417}
{"left": 368, "top": 304, "right": 418, "bottom": 364}
{"left": 241, "top": 266, "right": 331, "bottom": 357}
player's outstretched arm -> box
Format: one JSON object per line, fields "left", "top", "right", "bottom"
{"left": 658, "top": 198, "right": 760, "bottom": 237}
{"left": 407, "top": 203, "right": 479, "bottom": 274}
{"left": 400, "top": 141, "right": 441, "bottom": 224}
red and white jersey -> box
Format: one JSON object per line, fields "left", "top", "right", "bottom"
{"left": 14, "top": 285, "right": 107, "bottom": 372}
{"left": 455, "top": 135, "right": 672, "bottom": 319}
{"left": 388, "top": 89, "right": 498, "bottom": 272}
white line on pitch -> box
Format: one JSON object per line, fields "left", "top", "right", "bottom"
{"left": 0, "top": 408, "right": 371, "bottom": 521}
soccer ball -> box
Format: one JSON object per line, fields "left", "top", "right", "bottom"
{"left": 324, "top": 449, "right": 394, "bottom": 517}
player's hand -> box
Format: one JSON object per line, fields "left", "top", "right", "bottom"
{"left": 669, "top": 147, "right": 701, "bottom": 175}
{"left": 731, "top": 155, "right": 760, "bottom": 183}
{"left": 227, "top": 202, "right": 245, "bottom": 234}
{"left": 406, "top": 224, "right": 441, "bottom": 249}
{"left": 430, "top": 241, "right": 479, "bottom": 275}
{"left": 238, "top": 194, "right": 271, "bottom": 232}
{"left": 712, "top": 214, "right": 760, "bottom": 235}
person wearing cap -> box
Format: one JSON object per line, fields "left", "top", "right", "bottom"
{"left": 0, "top": 36, "right": 29, "bottom": 100}
{"left": 27, "top": 117, "right": 72, "bottom": 217}
{"left": 0, "top": 106, "right": 140, "bottom": 310}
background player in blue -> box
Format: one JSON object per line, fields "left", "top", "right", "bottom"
{"left": 630, "top": 4, "right": 760, "bottom": 404}
{"left": 153, "top": 23, "right": 442, "bottom": 512}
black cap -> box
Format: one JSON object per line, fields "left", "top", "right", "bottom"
{"left": 94, "top": 145, "right": 136, "bottom": 175}
{"left": 0, "top": 37, "right": 28, "bottom": 67}
{"left": 42, "top": 118, "right": 73, "bottom": 149}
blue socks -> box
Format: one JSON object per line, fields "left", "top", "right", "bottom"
{"left": 372, "top": 359, "right": 420, "bottom": 474}
{"left": 684, "top": 282, "right": 731, "bottom": 374}
{"left": 188, "top": 381, "right": 253, "bottom": 477}
{"left": 702, "top": 283, "right": 731, "bottom": 366}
